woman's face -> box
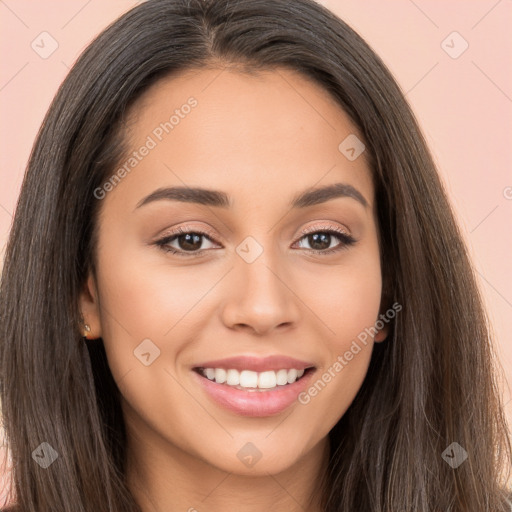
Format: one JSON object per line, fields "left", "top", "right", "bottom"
{"left": 80, "top": 67, "right": 387, "bottom": 477}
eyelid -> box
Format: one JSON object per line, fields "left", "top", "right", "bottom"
{"left": 154, "top": 223, "right": 221, "bottom": 245}
{"left": 298, "top": 222, "right": 351, "bottom": 237}
{"left": 156, "top": 221, "right": 352, "bottom": 242}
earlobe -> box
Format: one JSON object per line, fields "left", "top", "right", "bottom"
{"left": 374, "top": 323, "right": 389, "bottom": 343}
{"left": 79, "top": 274, "right": 102, "bottom": 339}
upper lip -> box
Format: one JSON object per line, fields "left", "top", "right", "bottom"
{"left": 193, "top": 355, "right": 316, "bottom": 373}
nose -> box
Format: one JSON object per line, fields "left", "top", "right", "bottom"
{"left": 220, "top": 246, "right": 301, "bottom": 336}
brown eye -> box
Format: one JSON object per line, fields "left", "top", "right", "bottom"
{"left": 173, "top": 232, "right": 204, "bottom": 252}
{"left": 155, "top": 227, "right": 219, "bottom": 257}
{"left": 294, "top": 226, "right": 357, "bottom": 255}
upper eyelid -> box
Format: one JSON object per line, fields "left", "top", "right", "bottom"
{"left": 299, "top": 223, "right": 351, "bottom": 235}
{"left": 157, "top": 222, "right": 352, "bottom": 243}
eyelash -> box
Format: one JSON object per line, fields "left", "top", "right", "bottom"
{"left": 154, "top": 224, "right": 357, "bottom": 258}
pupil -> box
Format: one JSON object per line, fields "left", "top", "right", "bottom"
{"left": 309, "top": 233, "right": 330, "bottom": 250}
{"left": 179, "top": 233, "right": 202, "bottom": 251}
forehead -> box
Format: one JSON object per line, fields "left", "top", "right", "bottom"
{"left": 106, "top": 66, "right": 374, "bottom": 213}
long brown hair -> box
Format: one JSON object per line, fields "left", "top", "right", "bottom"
{"left": 1, "top": 0, "right": 510, "bottom": 510}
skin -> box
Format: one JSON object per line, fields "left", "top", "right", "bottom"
{"left": 80, "top": 67, "right": 388, "bottom": 512}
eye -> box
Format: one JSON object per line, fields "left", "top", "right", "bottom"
{"left": 155, "top": 226, "right": 219, "bottom": 258}
{"left": 293, "top": 224, "right": 357, "bottom": 255}
{"left": 154, "top": 224, "right": 357, "bottom": 258}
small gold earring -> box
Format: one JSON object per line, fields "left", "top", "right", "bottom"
{"left": 83, "top": 323, "right": 92, "bottom": 339}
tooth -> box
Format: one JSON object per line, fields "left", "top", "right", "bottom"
{"left": 201, "top": 367, "right": 307, "bottom": 388}
{"left": 287, "top": 369, "right": 298, "bottom": 384}
{"left": 276, "top": 369, "right": 288, "bottom": 386}
{"left": 258, "top": 370, "right": 277, "bottom": 389}
{"left": 226, "top": 369, "right": 240, "bottom": 386}
{"left": 215, "top": 368, "right": 227, "bottom": 384}
{"left": 239, "top": 370, "right": 258, "bottom": 388}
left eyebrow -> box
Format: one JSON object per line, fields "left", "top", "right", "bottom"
{"left": 290, "top": 182, "right": 368, "bottom": 209}
{"left": 134, "top": 182, "right": 368, "bottom": 211}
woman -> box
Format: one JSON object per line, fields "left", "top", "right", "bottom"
{"left": 1, "top": 0, "right": 511, "bottom": 510}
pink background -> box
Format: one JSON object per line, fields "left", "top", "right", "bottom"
{"left": 1, "top": 0, "right": 511, "bottom": 504}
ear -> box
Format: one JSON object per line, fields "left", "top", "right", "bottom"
{"left": 79, "top": 273, "right": 102, "bottom": 339}
{"left": 374, "top": 319, "right": 389, "bottom": 343}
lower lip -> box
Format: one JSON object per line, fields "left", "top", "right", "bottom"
{"left": 192, "top": 368, "right": 316, "bottom": 417}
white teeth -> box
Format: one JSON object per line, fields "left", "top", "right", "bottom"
{"left": 287, "top": 369, "right": 298, "bottom": 384}
{"left": 239, "top": 370, "right": 258, "bottom": 388}
{"left": 258, "top": 371, "right": 277, "bottom": 389}
{"left": 226, "top": 369, "right": 240, "bottom": 386}
{"left": 214, "top": 368, "right": 227, "bottom": 384}
{"left": 200, "top": 367, "right": 308, "bottom": 390}
{"left": 276, "top": 369, "right": 288, "bottom": 386}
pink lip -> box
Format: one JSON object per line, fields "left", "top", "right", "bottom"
{"left": 192, "top": 367, "right": 316, "bottom": 417}
{"left": 193, "top": 355, "right": 315, "bottom": 372}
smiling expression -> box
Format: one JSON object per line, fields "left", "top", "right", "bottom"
{"left": 80, "top": 66, "right": 388, "bottom": 476}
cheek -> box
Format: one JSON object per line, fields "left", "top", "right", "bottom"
{"left": 92, "top": 246, "right": 213, "bottom": 446}
{"left": 309, "top": 270, "right": 380, "bottom": 366}
{"left": 332, "top": 265, "right": 382, "bottom": 345}
{"left": 96, "top": 233, "right": 215, "bottom": 337}
{"left": 297, "top": 248, "right": 383, "bottom": 350}
{"left": 92, "top": 232, "right": 217, "bottom": 388}
{"left": 294, "top": 244, "right": 382, "bottom": 417}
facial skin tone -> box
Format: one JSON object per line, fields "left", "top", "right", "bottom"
{"left": 80, "top": 67, "right": 388, "bottom": 512}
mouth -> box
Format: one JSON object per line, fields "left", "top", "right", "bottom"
{"left": 191, "top": 364, "right": 317, "bottom": 417}
{"left": 193, "top": 366, "right": 316, "bottom": 392}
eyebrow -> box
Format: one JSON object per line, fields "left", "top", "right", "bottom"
{"left": 134, "top": 182, "right": 368, "bottom": 211}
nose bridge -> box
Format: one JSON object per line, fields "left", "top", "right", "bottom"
{"left": 235, "top": 231, "right": 285, "bottom": 298}
{"left": 221, "top": 231, "right": 300, "bottom": 333}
